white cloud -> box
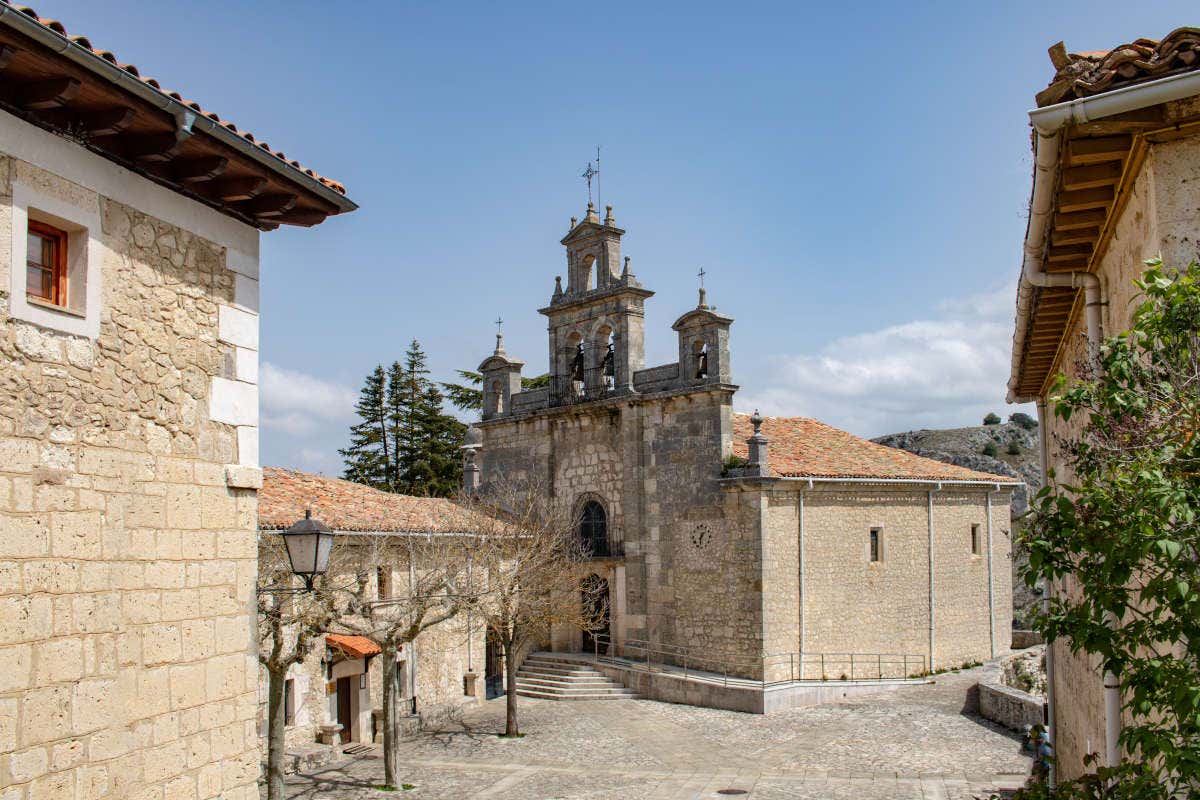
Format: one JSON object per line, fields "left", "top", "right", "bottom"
{"left": 260, "top": 362, "right": 357, "bottom": 435}
{"left": 737, "top": 285, "right": 1034, "bottom": 438}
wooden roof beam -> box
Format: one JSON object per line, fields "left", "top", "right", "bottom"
{"left": 78, "top": 107, "right": 135, "bottom": 136}
{"left": 1068, "top": 135, "right": 1133, "bottom": 165}
{"left": 174, "top": 156, "right": 228, "bottom": 184}
{"left": 203, "top": 176, "right": 267, "bottom": 202}
{"left": 1052, "top": 226, "right": 1101, "bottom": 245}
{"left": 1062, "top": 161, "right": 1123, "bottom": 191}
{"left": 18, "top": 76, "right": 80, "bottom": 110}
{"left": 1054, "top": 209, "right": 1108, "bottom": 230}
{"left": 1058, "top": 186, "right": 1114, "bottom": 213}
{"left": 0, "top": 44, "right": 17, "bottom": 71}
{"left": 275, "top": 208, "right": 330, "bottom": 227}
{"left": 240, "top": 193, "right": 297, "bottom": 217}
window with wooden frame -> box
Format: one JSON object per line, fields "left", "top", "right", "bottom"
{"left": 869, "top": 528, "right": 882, "bottom": 563}
{"left": 284, "top": 678, "right": 296, "bottom": 726}
{"left": 26, "top": 220, "right": 69, "bottom": 307}
{"left": 971, "top": 524, "right": 981, "bottom": 556}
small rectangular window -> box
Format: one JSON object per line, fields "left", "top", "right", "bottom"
{"left": 971, "top": 524, "right": 981, "bottom": 555}
{"left": 869, "top": 528, "right": 882, "bottom": 562}
{"left": 377, "top": 567, "right": 390, "bottom": 600}
{"left": 284, "top": 678, "right": 296, "bottom": 725}
{"left": 26, "top": 220, "right": 68, "bottom": 307}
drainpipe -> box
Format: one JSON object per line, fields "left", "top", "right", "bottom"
{"left": 1037, "top": 398, "right": 1057, "bottom": 787}
{"left": 986, "top": 486, "right": 998, "bottom": 660}
{"left": 798, "top": 481, "right": 809, "bottom": 676}
{"left": 927, "top": 484, "right": 942, "bottom": 672}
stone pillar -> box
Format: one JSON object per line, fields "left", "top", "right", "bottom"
{"left": 746, "top": 410, "right": 770, "bottom": 477}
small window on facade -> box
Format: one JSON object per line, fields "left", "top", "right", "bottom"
{"left": 377, "top": 567, "right": 390, "bottom": 600}
{"left": 27, "top": 220, "right": 68, "bottom": 307}
{"left": 284, "top": 678, "right": 296, "bottom": 725}
{"left": 971, "top": 524, "right": 981, "bottom": 555}
{"left": 869, "top": 528, "right": 882, "bottom": 562}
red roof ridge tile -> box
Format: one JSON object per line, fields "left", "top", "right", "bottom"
{"left": 1038, "top": 27, "right": 1200, "bottom": 107}
{"left": 3, "top": 1, "right": 346, "bottom": 195}
{"left": 731, "top": 412, "right": 1018, "bottom": 484}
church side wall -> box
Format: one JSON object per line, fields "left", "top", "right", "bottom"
{"left": 798, "top": 486, "right": 1010, "bottom": 679}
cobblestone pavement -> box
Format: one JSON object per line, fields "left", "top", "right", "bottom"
{"left": 269, "top": 665, "right": 1031, "bottom": 799}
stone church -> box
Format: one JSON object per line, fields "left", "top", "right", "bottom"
{"left": 468, "top": 201, "right": 1018, "bottom": 686}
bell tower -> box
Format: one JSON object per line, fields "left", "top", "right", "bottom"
{"left": 540, "top": 202, "right": 653, "bottom": 401}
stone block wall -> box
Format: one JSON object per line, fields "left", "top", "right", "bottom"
{"left": 0, "top": 141, "right": 262, "bottom": 800}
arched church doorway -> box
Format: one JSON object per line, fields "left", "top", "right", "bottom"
{"left": 580, "top": 574, "right": 610, "bottom": 655}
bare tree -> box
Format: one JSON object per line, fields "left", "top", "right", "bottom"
{"left": 331, "top": 528, "right": 484, "bottom": 790}
{"left": 257, "top": 539, "right": 337, "bottom": 800}
{"left": 458, "top": 478, "right": 600, "bottom": 737}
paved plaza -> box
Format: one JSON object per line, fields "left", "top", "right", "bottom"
{"left": 268, "top": 665, "right": 1032, "bottom": 799}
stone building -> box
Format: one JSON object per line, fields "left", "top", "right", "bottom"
{"left": 1007, "top": 28, "right": 1200, "bottom": 782}
{"left": 0, "top": 8, "right": 353, "bottom": 800}
{"left": 256, "top": 469, "right": 490, "bottom": 752}
{"left": 468, "top": 201, "right": 1018, "bottom": 702}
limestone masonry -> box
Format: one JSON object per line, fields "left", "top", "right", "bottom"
{"left": 466, "top": 201, "right": 1017, "bottom": 692}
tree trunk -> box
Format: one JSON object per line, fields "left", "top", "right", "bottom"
{"left": 504, "top": 637, "right": 519, "bottom": 737}
{"left": 266, "top": 663, "right": 287, "bottom": 800}
{"left": 381, "top": 639, "right": 400, "bottom": 789}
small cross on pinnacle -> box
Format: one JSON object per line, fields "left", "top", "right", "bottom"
{"left": 495, "top": 316, "right": 503, "bottom": 335}
{"left": 697, "top": 267, "right": 706, "bottom": 288}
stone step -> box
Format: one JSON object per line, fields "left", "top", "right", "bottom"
{"left": 515, "top": 674, "right": 616, "bottom": 688}
{"left": 517, "top": 665, "right": 605, "bottom": 678}
{"left": 515, "top": 687, "right": 638, "bottom": 701}
{"left": 515, "top": 677, "right": 629, "bottom": 691}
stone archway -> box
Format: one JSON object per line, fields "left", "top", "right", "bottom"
{"left": 580, "top": 573, "right": 610, "bottom": 655}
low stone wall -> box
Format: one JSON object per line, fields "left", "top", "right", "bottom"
{"left": 979, "top": 681, "right": 1045, "bottom": 731}
{"left": 587, "top": 659, "right": 924, "bottom": 713}
{"left": 1012, "top": 630, "right": 1044, "bottom": 649}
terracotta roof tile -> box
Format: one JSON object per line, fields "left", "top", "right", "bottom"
{"left": 325, "top": 634, "right": 380, "bottom": 659}
{"left": 1038, "top": 27, "right": 1200, "bottom": 107}
{"left": 3, "top": 2, "right": 346, "bottom": 195}
{"left": 259, "top": 467, "right": 492, "bottom": 533}
{"left": 731, "top": 414, "right": 1016, "bottom": 483}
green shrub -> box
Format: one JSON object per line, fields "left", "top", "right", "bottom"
{"left": 983, "top": 412, "right": 1002, "bottom": 425}
{"left": 1006, "top": 440, "right": 1021, "bottom": 455}
{"left": 982, "top": 441, "right": 998, "bottom": 457}
{"left": 1009, "top": 412, "right": 1038, "bottom": 430}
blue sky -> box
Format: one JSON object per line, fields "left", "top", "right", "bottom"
{"left": 46, "top": 1, "right": 1196, "bottom": 474}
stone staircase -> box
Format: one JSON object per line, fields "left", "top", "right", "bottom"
{"left": 515, "top": 653, "right": 638, "bottom": 701}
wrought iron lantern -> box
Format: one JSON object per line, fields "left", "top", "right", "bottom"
{"left": 279, "top": 509, "right": 333, "bottom": 591}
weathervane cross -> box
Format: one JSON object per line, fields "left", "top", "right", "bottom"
{"left": 581, "top": 161, "right": 598, "bottom": 205}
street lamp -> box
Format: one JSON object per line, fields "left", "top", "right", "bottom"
{"left": 279, "top": 509, "right": 334, "bottom": 592}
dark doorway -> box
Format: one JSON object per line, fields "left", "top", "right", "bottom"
{"left": 485, "top": 628, "right": 505, "bottom": 699}
{"left": 580, "top": 574, "right": 611, "bottom": 655}
{"left": 336, "top": 676, "right": 354, "bottom": 742}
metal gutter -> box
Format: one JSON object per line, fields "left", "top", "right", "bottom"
{"left": 0, "top": 6, "right": 357, "bottom": 213}
{"left": 774, "top": 477, "right": 1021, "bottom": 488}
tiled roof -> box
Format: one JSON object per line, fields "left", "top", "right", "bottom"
{"left": 3, "top": 1, "right": 345, "bottom": 195}
{"left": 1037, "top": 27, "right": 1200, "bottom": 107}
{"left": 325, "top": 634, "right": 380, "bottom": 660}
{"left": 731, "top": 414, "right": 1016, "bottom": 483}
{"left": 260, "top": 468, "right": 490, "bottom": 533}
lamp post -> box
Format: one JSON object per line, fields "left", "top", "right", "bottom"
{"left": 272, "top": 509, "right": 334, "bottom": 593}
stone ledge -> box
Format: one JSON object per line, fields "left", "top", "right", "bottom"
{"left": 225, "top": 465, "right": 263, "bottom": 489}
{"left": 978, "top": 680, "right": 1045, "bottom": 732}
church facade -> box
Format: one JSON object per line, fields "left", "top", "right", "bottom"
{"left": 470, "top": 202, "right": 1018, "bottom": 683}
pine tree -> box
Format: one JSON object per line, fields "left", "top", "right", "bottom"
{"left": 339, "top": 366, "right": 393, "bottom": 489}
{"left": 442, "top": 369, "right": 551, "bottom": 412}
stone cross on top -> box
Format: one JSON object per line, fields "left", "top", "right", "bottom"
{"left": 697, "top": 267, "right": 709, "bottom": 309}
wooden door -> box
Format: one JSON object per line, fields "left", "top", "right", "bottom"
{"left": 336, "top": 676, "right": 353, "bottom": 742}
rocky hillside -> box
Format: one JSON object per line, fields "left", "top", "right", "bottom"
{"left": 872, "top": 414, "right": 1043, "bottom": 626}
